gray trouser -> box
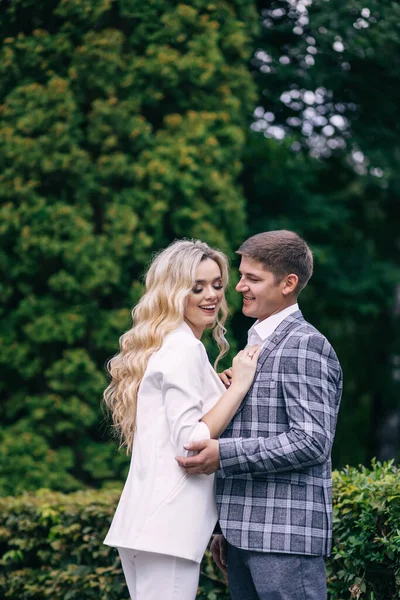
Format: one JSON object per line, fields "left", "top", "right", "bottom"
{"left": 227, "top": 543, "right": 327, "bottom": 600}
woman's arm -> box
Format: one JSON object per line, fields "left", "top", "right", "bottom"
{"left": 162, "top": 339, "right": 208, "bottom": 455}
{"left": 201, "top": 346, "right": 260, "bottom": 439}
{"left": 161, "top": 336, "right": 259, "bottom": 453}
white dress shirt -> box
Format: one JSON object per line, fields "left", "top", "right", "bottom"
{"left": 247, "top": 303, "right": 299, "bottom": 349}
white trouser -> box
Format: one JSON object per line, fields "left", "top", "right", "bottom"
{"left": 117, "top": 547, "right": 201, "bottom": 600}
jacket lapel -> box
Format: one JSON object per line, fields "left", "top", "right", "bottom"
{"left": 255, "top": 310, "right": 305, "bottom": 375}
{"left": 231, "top": 311, "right": 305, "bottom": 418}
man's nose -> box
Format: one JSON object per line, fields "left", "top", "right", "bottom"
{"left": 236, "top": 279, "right": 247, "bottom": 292}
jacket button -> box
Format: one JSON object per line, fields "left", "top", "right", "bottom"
{"left": 273, "top": 336, "right": 279, "bottom": 343}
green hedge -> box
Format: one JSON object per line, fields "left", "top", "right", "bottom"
{"left": 0, "top": 462, "right": 399, "bottom": 599}
{"left": 327, "top": 461, "right": 400, "bottom": 599}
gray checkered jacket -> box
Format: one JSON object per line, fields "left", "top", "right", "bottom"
{"left": 216, "top": 311, "right": 342, "bottom": 557}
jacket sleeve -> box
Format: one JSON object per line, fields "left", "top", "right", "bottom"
{"left": 218, "top": 333, "right": 342, "bottom": 478}
{"left": 162, "top": 337, "right": 211, "bottom": 456}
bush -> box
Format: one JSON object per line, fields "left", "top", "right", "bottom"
{"left": 326, "top": 460, "right": 400, "bottom": 599}
{"left": 0, "top": 462, "right": 399, "bottom": 599}
{"left": 0, "top": 488, "right": 228, "bottom": 599}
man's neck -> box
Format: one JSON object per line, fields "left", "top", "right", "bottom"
{"left": 257, "top": 301, "right": 297, "bottom": 324}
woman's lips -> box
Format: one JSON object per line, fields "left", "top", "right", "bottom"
{"left": 199, "top": 304, "right": 217, "bottom": 314}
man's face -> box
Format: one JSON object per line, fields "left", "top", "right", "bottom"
{"left": 236, "top": 256, "right": 287, "bottom": 322}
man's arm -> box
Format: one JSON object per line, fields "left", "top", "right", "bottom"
{"left": 176, "top": 438, "right": 220, "bottom": 475}
{"left": 177, "top": 333, "right": 342, "bottom": 476}
{"left": 220, "top": 334, "right": 342, "bottom": 477}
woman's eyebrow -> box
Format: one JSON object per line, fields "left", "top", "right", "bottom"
{"left": 194, "top": 276, "right": 222, "bottom": 284}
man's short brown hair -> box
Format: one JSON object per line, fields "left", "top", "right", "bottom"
{"left": 237, "top": 230, "right": 313, "bottom": 295}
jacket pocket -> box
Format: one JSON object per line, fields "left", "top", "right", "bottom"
{"left": 165, "top": 474, "right": 188, "bottom": 503}
{"left": 251, "top": 472, "right": 306, "bottom": 486}
{"left": 256, "top": 375, "right": 276, "bottom": 388}
{"left": 149, "top": 474, "right": 189, "bottom": 516}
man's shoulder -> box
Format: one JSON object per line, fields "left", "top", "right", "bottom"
{"left": 280, "top": 316, "right": 340, "bottom": 365}
{"left": 282, "top": 315, "right": 322, "bottom": 343}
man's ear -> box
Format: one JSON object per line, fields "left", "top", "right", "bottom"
{"left": 281, "top": 274, "right": 298, "bottom": 296}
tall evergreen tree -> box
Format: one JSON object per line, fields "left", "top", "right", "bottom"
{"left": 0, "top": 0, "right": 259, "bottom": 495}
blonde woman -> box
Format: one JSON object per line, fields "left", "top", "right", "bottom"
{"left": 103, "top": 239, "right": 260, "bottom": 600}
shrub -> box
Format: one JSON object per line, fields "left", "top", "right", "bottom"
{"left": 326, "top": 460, "right": 400, "bottom": 599}
{"left": 0, "top": 488, "right": 228, "bottom": 599}
{"left": 0, "top": 462, "right": 399, "bottom": 599}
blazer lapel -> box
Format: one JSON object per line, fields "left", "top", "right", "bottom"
{"left": 256, "top": 310, "right": 305, "bottom": 375}
{"left": 232, "top": 311, "right": 305, "bottom": 417}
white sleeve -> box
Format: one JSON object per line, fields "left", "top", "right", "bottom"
{"left": 161, "top": 339, "right": 211, "bottom": 456}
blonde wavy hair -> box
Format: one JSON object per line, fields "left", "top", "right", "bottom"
{"left": 104, "top": 239, "right": 230, "bottom": 452}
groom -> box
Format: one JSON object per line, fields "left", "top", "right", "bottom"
{"left": 176, "top": 230, "right": 343, "bottom": 599}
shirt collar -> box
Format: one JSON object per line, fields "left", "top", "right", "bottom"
{"left": 248, "top": 303, "right": 299, "bottom": 343}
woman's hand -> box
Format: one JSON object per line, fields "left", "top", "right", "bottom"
{"left": 199, "top": 344, "right": 261, "bottom": 439}
{"left": 230, "top": 344, "right": 261, "bottom": 392}
{"left": 218, "top": 368, "right": 232, "bottom": 388}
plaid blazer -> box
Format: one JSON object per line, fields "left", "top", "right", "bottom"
{"left": 216, "top": 311, "right": 342, "bottom": 557}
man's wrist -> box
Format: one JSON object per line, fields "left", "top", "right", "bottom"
{"left": 218, "top": 437, "right": 247, "bottom": 478}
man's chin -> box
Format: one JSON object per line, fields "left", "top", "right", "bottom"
{"left": 242, "top": 305, "right": 257, "bottom": 318}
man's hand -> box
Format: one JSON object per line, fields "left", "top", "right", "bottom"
{"left": 218, "top": 367, "right": 232, "bottom": 388}
{"left": 176, "top": 439, "right": 220, "bottom": 475}
{"left": 210, "top": 534, "right": 227, "bottom": 576}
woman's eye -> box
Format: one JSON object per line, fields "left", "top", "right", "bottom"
{"left": 213, "top": 285, "right": 223, "bottom": 290}
{"left": 192, "top": 288, "right": 203, "bottom": 294}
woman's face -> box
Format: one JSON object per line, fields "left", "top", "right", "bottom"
{"left": 184, "top": 258, "right": 225, "bottom": 339}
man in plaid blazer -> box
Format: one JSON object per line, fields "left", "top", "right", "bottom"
{"left": 177, "top": 231, "right": 343, "bottom": 599}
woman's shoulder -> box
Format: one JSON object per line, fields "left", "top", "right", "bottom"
{"left": 165, "top": 322, "right": 201, "bottom": 345}
{"left": 157, "top": 323, "right": 207, "bottom": 361}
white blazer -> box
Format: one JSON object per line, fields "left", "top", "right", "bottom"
{"left": 104, "top": 321, "right": 226, "bottom": 563}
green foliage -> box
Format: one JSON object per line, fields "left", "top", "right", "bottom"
{"left": 1, "top": 463, "right": 399, "bottom": 599}
{"left": 240, "top": 0, "right": 400, "bottom": 466}
{"left": 0, "top": 489, "right": 127, "bottom": 599}
{"left": 327, "top": 461, "right": 400, "bottom": 599}
{"left": 240, "top": 130, "right": 400, "bottom": 466}
{"left": 2, "top": 0, "right": 399, "bottom": 502}
{"left": 259, "top": 0, "right": 400, "bottom": 169}
{"left": 0, "top": 0, "right": 259, "bottom": 495}
{"left": 0, "top": 487, "right": 228, "bottom": 599}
